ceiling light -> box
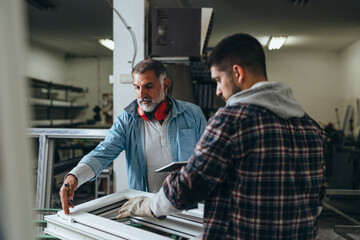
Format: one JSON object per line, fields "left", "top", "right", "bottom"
{"left": 98, "top": 39, "right": 114, "bottom": 51}
{"left": 267, "top": 36, "right": 287, "bottom": 50}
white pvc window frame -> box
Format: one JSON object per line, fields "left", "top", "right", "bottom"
{"left": 45, "top": 189, "right": 203, "bottom": 240}
{"left": 28, "top": 128, "right": 108, "bottom": 209}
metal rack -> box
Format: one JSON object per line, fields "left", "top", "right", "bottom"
{"left": 190, "top": 61, "right": 222, "bottom": 119}
{"left": 28, "top": 78, "right": 88, "bottom": 127}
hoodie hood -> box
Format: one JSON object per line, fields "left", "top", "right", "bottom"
{"left": 226, "top": 81, "right": 305, "bottom": 119}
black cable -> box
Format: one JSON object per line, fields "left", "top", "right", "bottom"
{"left": 106, "top": 0, "right": 138, "bottom": 70}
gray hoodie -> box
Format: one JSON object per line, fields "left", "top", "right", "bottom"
{"left": 226, "top": 81, "right": 305, "bottom": 119}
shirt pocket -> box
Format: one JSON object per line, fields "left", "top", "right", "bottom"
{"left": 178, "top": 128, "right": 197, "bottom": 161}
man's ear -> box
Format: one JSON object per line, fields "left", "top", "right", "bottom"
{"left": 233, "top": 65, "right": 245, "bottom": 84}
{"left": 163, "top": 78, "right": 171, "bottom": 93}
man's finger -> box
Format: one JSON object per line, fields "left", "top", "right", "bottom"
{"left": 68, "top": 200, "right": 75, "bottom": 208}
{"left": 64, "top": 206, "right": 70, "bottom": 215}
{"left": 116, "top": 211, "right": 131, "bottom": 219}
{"left": 59, "top": 185, "right": 71, "bottom": 214}
{"left": 62, "top": 200, "right": 70, "bottom": 215}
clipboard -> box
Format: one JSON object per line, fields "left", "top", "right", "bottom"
{"left": 155, "top": 161, "right": 187, "bottom": 173}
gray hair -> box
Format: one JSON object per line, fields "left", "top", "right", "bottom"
{"left": 132, "top": 58, "right": 172, "bottom": 95}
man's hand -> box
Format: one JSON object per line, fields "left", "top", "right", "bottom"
{"left": 116, "top": 196, "right": 155, "bottom": 219}
{"left": 59, "top": 174, "right": 78, "bottom": 215}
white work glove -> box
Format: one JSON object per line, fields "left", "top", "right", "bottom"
{"left": 116, "top": 196, "right": 155, "bottom": 219}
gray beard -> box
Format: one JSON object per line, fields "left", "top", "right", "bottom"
{"left": 138, "top": 101, "right": 158, "bottom": 112}
{"left": 137, "top": 91, "right": 165, "bottom": 112}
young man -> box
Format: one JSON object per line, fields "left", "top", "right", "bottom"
{"left": 59, "top": 59, "right": 207, "bottom": 215}
{"left": 118, "top": 33, "right": 327, "bottom": 240}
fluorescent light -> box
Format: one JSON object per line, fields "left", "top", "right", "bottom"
{"left": 98, "top": 39, "right": 114, "bottom": 51}
{"left": 268, "top": 36, "right": 287, "bottom": 50}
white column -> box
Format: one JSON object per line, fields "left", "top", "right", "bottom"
{"left": 112, "top": 0, "right": 146, "bottom": 191}
{"left": 0, "top": 0, "right": 34, "bottom": 239}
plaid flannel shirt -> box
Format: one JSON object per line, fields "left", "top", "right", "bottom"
{"left": 163, "top": 103, "right": 326, "bottom": 240}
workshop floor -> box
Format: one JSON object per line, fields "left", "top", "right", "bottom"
{"left": 318, "top": 196, "right": 360, "bottom": 240}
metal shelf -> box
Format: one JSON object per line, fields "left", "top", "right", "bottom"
{"left": 29, "top": 98, "right": 88, "bottom": 108}
{"left": 30, "top": 78, "right": 87, "bottom": 93}
{"left": 30, "top": 119, "right": 85, "bottom": 127}
{"left": 28, "top": 78, "right": 88, "bottom": 127}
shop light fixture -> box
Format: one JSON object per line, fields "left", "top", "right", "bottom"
{"left": 98, "top": 38, "right": 114, "bottom": 51}
{"left": 267, "top": 36, "right": 287, "bottom": 50}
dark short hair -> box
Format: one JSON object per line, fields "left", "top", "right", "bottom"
{"left": 208, "top": 33, "right": 267, "bottom": 78}
{"left": 132, "top": 58, "right": 168, "bottom": 79}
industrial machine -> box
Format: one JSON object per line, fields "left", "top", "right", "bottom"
{"left": 45, "top": 189, "right": 203, "bottom": 239}
{"left": 149, "top": 7, "right": 214, "bottom": 58}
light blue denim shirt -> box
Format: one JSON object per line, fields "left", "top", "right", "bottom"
{"left": 80, "top": 96, "right": 207, "bottom": 191}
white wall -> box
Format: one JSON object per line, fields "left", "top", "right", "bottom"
{"left": 26, "top": 42, "right": 66, "bottom": 83}
{"left": 340, "top": 39, "right": 360, "bottom": 135}
{"left": 26, "top": 43, "right": 113, "bottom": 123}
{"left": 112, "top": 0, "right": 146, "bottom": 192}
{"left": 65, "top": 57, "right": 113, "bottom": 121}
{"left": 261, "top": 41, "right": 360, "bottom": 135}
{"left": 264, "top": 39, "right": 360, "bottom": 136}
{"left": 267, "top": 50, "right": 342, "bottom": 126}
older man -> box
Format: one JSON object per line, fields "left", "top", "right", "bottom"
{"left": 60, "top": 59, "right": 207, "bottom": 214}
